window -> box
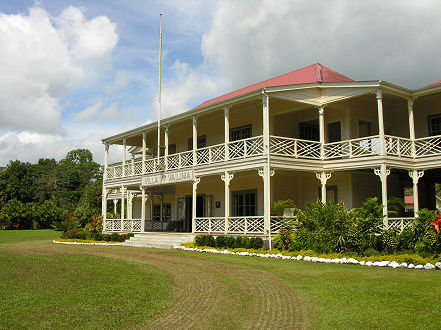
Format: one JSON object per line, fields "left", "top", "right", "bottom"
{"left": 359, "top": 121, "right": 372, "bottom": 138}
{"left": 188, "top": 135, "right": 206, "bottom": 150}
{"left": 318, "top": 186, "right": 338, "bottom": 202}
{"left": 428, "top": 114, "right": 441, "bottom": 136}
{"left": 168, "top": 143, "right": 176, "bottom": 155}
{"left": 230, "top": 125, "right": 252, "bottom": 141}
{"left": 299, "top": 120, "right": 319, "bottom": 141}
{"left": 153, "top": 203, "right": 171, "bottom": 222}
{"left": 232, "top": 190, "right": 257, "bottom": 216}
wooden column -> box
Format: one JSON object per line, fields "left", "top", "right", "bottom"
{"left": 221, "top": 171, "right": 234, "bottom": 234}
{"left": 104, "top": 144, "right": 109, "bottom": 180}
{"left": 192, "top": 177, "right": 200, "bottom": 233}
{"left": 409, "top": 170, "right": 424, "bottom": 217}
{"left": 408, "top": 98, "right": 417, "bottom": 158}
{"left": 122, "top": 138, "right": 127, "bottom": 177}
{"left": 192, "top": 116, "right": 197, "bottom": 166}
{"left": 316, "top": 172, "right": 331, "bottom": 203}
{"left": 142, "top": 132, "right": 146, "bottom": 173}
{"left": 224, "top": 106, "right": 230, "bottom": 160}
{"left": 318, "top": 106, "right": 325, "bottom": 159}
{"left": 164, "top": 126, "right": 169, "bottom": 169}
{"left": 141, "top": 186, "right": 146, "bottom": 232}
{"left": 376, "top": 90, "right": 386, "bottom": 156}
{"left": 374, "top": 165, "right": 390, "bottom": 227}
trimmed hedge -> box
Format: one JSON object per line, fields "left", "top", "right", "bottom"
{"left": 195, "top": 234, "right": 263, "bottom": 249}
{"left": 61, "top": 229, "right": 134, "bottom": 242}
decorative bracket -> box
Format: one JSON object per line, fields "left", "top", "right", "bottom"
{"left": 258, "top": 167, "right": 275, "bottom": 179}
{"left": 374, "top": 166, "right": 390, "bottom": 182}
{"left": 193, "top": 177, "right": 201, "bottom": 188}
{"left": 408, "top": 169, "right": 424, "bottom": 184}
{"left": 315, "top": 171, "right": 331, "bottom": 186}
{"left": 192, "top": 116, "right": 198, "bottom": 125}
{"left": 221, "top": 172, "right": 234, "bottom": 186}
{"left": 224, "top": 105, "right": 231, "bottom": 116}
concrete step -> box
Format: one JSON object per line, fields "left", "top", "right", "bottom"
{"left": 122, "top": 232, "right": 195, "bottom": 249}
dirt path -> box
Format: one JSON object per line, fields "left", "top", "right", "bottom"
{"left": 7, "top": 243, "right": 308, "bottom": 329}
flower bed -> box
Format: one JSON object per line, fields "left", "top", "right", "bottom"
{"left": 173, "top": 245, "right": 441, "bottom": 270}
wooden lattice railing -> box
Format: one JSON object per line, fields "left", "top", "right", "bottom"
{"left": 104, "top": 218, "right": 142, "bottom": 232}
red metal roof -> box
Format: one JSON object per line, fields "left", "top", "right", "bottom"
{"left": 193, "top": 63, "right": 353, "bottom": 110}
{"left": 430, "top": 80, "right": 441, "bottom": 86}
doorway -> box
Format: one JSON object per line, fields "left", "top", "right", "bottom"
{"left": 327, "top": 122, "right": 341, "bottom": 143}
{"left": 182, "top": 195, "right": 206, "bottom": 232}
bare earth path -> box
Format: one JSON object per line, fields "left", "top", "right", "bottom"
{"left": 11, "top": 243, "right": 309, "bottom": 329}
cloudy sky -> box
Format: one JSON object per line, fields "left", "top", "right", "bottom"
{"left": 1, "top": 0, "right": 441, "bottom": 165}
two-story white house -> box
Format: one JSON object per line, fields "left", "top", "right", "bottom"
{"left": 101, "top": 63, "right": 441, "bottom": 241}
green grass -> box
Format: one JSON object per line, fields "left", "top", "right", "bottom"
{"left": 0, "top": 229, "right": 59, "bottom": 244}
{"left": 188, "top": 251, "right": 441, "bottom": 329}
{"left": 0, "top": 251, "right": 173, "bottom": 329}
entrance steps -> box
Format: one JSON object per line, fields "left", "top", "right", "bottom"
{"left": 121, "top": 232, "right": 195, "bottom": 249}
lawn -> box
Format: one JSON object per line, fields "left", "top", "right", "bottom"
{"left": 0, "top": 230, "right": 439, "bottom": 329}
{"left": 0, "top": 229, "right": 59, "bottom": 244}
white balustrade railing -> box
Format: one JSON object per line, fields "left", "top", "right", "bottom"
{"left": 195, "top": 217, "right": 226, "bottom": 233}
{"left": 104, "top": 218, "right": 142, "bottom": 232}
{"left": 386, "top": 217, "right": 415, "bottom": 232}
{"left": 194, "top": 216, "right": 288, "bottom": 235}
{"left": 106, "top": 134, "right": 441, "bottom": 181}
{"left": 415, "top": 134, "right": 441, "bottom": 157}
{"left": 324, "top": 135, "right": 381, "bottom": 159}
{"left": 270, "top": 136, "right": 321, "bottom": 159}
{"left": 385, "top": 135, "right": 413, "bottom": 157}
{"left": 106, "top": 136, "right": 264, "bottom": 180}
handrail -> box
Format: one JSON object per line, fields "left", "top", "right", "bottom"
{"left": 105, "top": 134, "right": 441, "bottom": 180}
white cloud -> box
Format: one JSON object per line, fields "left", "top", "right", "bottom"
{"left": 56, "top": 6, "right": 119, "bottom": 63}
{"left": 105, "top": 71, "right": 131, "bottom": 93}
{"left": 100, "top": 103, "right": 119, "bottom": 119}
{"left": 0, "top": 5, "right": 118, "bottom": 133}
{"left": 71, "top": 100, "right": 103, "bottom": 121}
{"left": 202, "top": 0, "right": 441, "bottom": 89}
{"left": 0, "top": 130, "right": 97, "bottom": 164}
{"left": 152, "top": 59, "right": 218, "bottom": 117}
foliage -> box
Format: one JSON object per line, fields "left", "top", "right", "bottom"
{"left": 74, "top": 202, "right": 97, "bottom": 227}
{"left": 0, "top": 149, "right": 103, "bottom": 230}
{"left": 51, "top": 211, "right": 80, "bottom": 232}
{"left": 271, "top": 199, "right": 296, "bottom": 216}
{"left": 0, "top": 199, "right": 33, "bottom": 229}
{"left": 194, "top": 234, "right": 216, "bottom": 247}
{"left": 84, "top": 215, "right": 103, "bottom": 233}
{"left": 249, "top": 237, "right": 264, "bottom": 250}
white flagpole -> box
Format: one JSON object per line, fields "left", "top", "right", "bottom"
{"left": 157, "top": 14, "right": 163, "bottom": 162}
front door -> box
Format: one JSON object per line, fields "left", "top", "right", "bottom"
{"left": 328, "top": 122, "right": 341, "bottom": 143}
{"left": 183, "top": 195, "right": 205, "bottom": 232}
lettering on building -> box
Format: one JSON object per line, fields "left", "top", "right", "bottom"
{"left": 141, "top": 170, "right": 194, "bottom": 186}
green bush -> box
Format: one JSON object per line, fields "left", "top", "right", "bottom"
{"left": 362, "top": 247, "right": 381, "bottom": 257}
{"left": 249, "top": 237, "right": 264, "bottom": 250}
{"left": 215, "top": 235, "right": 227, "bottom": 248}
{"left": 66, "top": 229, "right": 82, "bottom": 239}
{"left": 110, "top": 233, "right": 121, "bottom": 242}
{"left": 225, "top": 236, "right": 236, "bottom": 248}
{"left": 382, "top": 228, "right": 400, "bottom": 253}
{"left": 194, "top": 235, "right": 215, "bottom": 247}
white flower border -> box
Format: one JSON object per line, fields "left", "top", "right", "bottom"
{"left": 53, "top": 240, "right": 120, "bottom": 246}
{"left": 173, "top": 246, "right": 441, "bottom": 270}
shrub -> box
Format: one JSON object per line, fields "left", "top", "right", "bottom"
{"left": 271, "top": 199, "right": 296, "bottom": 216}
{"left": 382, "top": 228, "right": 400, "bottom": 253}
{"left": 225, "top": 236, "right": 236, "bottom": 248}
{"left": 102, "top": 234, "right": 112, "bottom": 242}
{"left": 110, "top": 233, "right": 121, "bottom": 242}
{"left": 362, "top": 247, "right": 381, "bottom": 257}
{"left": 194, "top": 235, "right": 215, "bottom": 247}
{"left": 249, "top": 237, "right": 264, "bottom": 250}
{"left": 215, "top": 235, "right": 227, "bottom": 248}
{"left": 74, "top": 202, "right": 96, "bottom": 227}
{"left": 66, "top": 229, "right": 82, "bottom": 239}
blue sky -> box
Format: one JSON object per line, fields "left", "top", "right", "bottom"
{"left": 1, "top": 0, "right": 441, "bottom": 165}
